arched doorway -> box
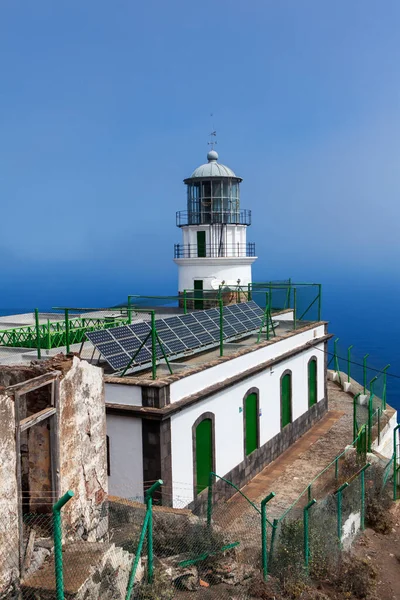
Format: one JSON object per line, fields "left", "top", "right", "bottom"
{"left": 308, "top": 358, "right": 317, "bottom": 408}
{"left": 281, "top": 371, "right": 292, "bottom": 429}
{"left": 194, "top": 417, "right": 213, "bottom": 495}
{"left": 244, "top": 391, "right": 259, "bottom": 456}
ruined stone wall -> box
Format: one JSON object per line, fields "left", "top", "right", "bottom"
{"left": 59, "top": 357, "right": 108, "bottom": 542}
{"left": 0, "top": 390, "right": 19, "bottom": 595}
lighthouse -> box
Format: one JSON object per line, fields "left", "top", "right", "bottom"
{"left": 174, "top": 148, "right": 257, "bottom": 298}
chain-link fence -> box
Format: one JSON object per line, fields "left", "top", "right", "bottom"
{"left": 1, "top": 445, "right": 396, "bottom": 600}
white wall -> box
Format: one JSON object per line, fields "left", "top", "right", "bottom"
{"left": 106, "top": 414, "right": 144, "bottom": 500}
{"left": 105, "top": 383, "right": 142, "bottom": 406}
{"left": 174, "top": 257, "right": 256, "bottom": 292}
{"left": 169, "top": 325, "right": 326, "bottom": 404}
{"left": 181, "top": 225, "right": 247, "bottom": 250}
{"left": 170, "top": 343, "right": 325, "bottom": 506}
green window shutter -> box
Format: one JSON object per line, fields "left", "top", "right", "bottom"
{"left": 245, "top": 393, "right": 258, "bottom": 455}
{"left": 281, "top": 373, "right": 292, "bottom": 428}
{"left": 308, "top": 360, "right": 317, "bottom": 407}
{"left": 195, "top": 419, "right": 212, "bottom": 494}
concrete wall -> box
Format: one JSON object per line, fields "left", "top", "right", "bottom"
{"left": 169, "top": 325, "right": 326, "bottom": 404}
{"left": 105, "top": 383, "right": 142, "bottom": 407}
{"left": 170, "top": 343, "right": 325, "bottom": 506}
{"left": 181, "top": 224, "right": 248, "bottom": 252}
{"left": 174, "top": 257, "right": 256, "bottom": 292}
{"left": 107, "top": 414, "right": 143, "bottom": 500}
{"left": 59, "top": 357, "right": 108, "bottom": 542}
{"left": 0, "top": 390, "right": 19, "bottom": 595}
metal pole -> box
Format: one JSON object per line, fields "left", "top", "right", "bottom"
{"left": 47, "top": 319, "right": 51, "bottom": 350}
{"left": 247, "top": 282, "right": 252, "bottom": 301}
{"left": 363, "top": 354, "right": 369, "bottom": 395}
{"left": 334, "top": 338, "right": 341, "bottom": 383}
{"left": 207, "top": 472, "right": 214, "bottom": 527}
{"left": 64, "top": 309, "right": 70, "bottom": 354}
{"left": 293, "top": 288, "right": 297, "bottom": 330}
{"left": 353, "top": 393, "right": 360, "bottom": 444}
{"left": 145, "top": 479, "right": 163, "bottom": 584}
{"left": 127, "top": 296, "right": 132, "bottom": 325}
{"left": 368, "top": 376, "right": 377, "bottom": 452}
{"left": 347, "top": 345, "right": 354, "bottom": 383}
{"left": 317, "top": 283, "right": 322, "bottom": 321}
{"left": 269, "top": 519, "right": 279, "bottom": 564}
{"left": 126, "top": 510, "right": 150, "bottom": 600}
{"left": 360, "top": 463, "right": 371, "bottom": 530}
{"left": 394, "top": 425, "right": 400, "bottom": 501}
{"left": 52, "top": 490, "right": 74, "bottom": 600}
{"left": 383, "top": 364, "right": 390, "bottom": 410}
{"left": 219, "top": 298, "right": 224, "bottom": 357}
{"left": 304, "top": 498, "right": 316, "bottom": 571}
{"left": 151, "top": 311, "right": 157, "bottom": 380}
{"left": 183, "top": 289, "right": 187, "bottom": 314}
{"left": 335, "top": 482, "right": 349, "bottom": 544}
{"left": 34, "top": 308, "right": 41, "bottom": 359}
{"left": 261, "top": 492, "right": 275, "bottom": 581}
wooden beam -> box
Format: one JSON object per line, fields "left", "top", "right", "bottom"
{"left": 6, "top": 371, "right": 60, "bottom": 396}
{"left": 20, "top": 407, "right": 56, "bottom": 432}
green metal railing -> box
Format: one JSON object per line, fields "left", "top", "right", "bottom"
{"left": 125, "top": 480, "right": 163, "bottom": 599}
{"left": 52, "top": 490, "right": 74, "bottom": 600}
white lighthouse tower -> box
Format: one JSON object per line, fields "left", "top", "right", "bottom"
{"left": 174, "top": 148, "right": 257, "bottom": 298}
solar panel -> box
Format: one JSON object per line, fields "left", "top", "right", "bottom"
{"left": 87, "top": 330, "right": 113, "bottom": 344}
{"left": 86, "top": 300, "right": 267, "bottom": 372}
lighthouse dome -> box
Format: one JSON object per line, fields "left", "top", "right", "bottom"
{"left": 187, "top": 150, "right": 241, "bottom": 180}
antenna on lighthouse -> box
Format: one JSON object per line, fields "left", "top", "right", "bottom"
{"left": 208, "top": 113, "right": 217, "bottom": 150}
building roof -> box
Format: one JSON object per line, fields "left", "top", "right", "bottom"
{"left": 186, "top": 150, "right": 242, "bottom": 180}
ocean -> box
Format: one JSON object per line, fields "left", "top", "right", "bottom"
{"left": 1, "top": 284, "right": 399, "bottom": 413}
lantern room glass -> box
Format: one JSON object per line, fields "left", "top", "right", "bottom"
{"left": 186, "top": 178, "right": 241, "bottom": 225}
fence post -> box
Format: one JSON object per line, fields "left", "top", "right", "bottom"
{"left": 353, "top": 393, "right": 360, "bottom": 444}
{"left": 64, "top": 309, "right": 70, "bottom": 354}
{"left": 382, "top": 364, "right": 390, "bottom": 410}
{"left": 363, "top": 354, "right": 369, "bottom": 395}
{"left": 360, "top": 463, "right": 371, "bottom": 530}
{"left": 247, "top": 283, "right": 252, "bottom": 301}
{"left": 333, "top": 338, "right": 341, "bottom": 383}
{"left": 145, "top": 479, "right": 163, "bottom": 583}
{"left": 183, "top": 289, "right": 187, "bottom": 314}
{"left": 261, "top": 492, "right": 275, "bottom": 581}
{"left": 293, "top": 288, "right": 297, "bottom": 330}
{"left": 335, "top": 457, "right": 339, "bottom": 480}
{"left": 347, "top": 345, "right": 354, "bottom": 383}
{"left": 34, "top": 308, "right": 41, "bottom": 359}
{"left": 304, "top": 498, "right": 316, "bottom": 572}
{"left": 207, "top": 472, "right": 214, "bottom": 527}
{"left": 52, "top": 490, "right": 74, "bottom": 600}
{"left": 219, "top": 297, "right": 224, "bottom": 357}
{"left": 368, "top": 377, "right": 377, "bottom": 452}
{"left": 151, "top": 311, "right": 157, "bottom": 380}
{"left": 47, "top": 319, "right": 51, "bottom": 349}
{"left": 126, "top": 511, "right": 151, "bottom": 600}
{"left": 317, "top": 283, "right": 322, "bottom": 321}
{"left": 335, "top": 482, "right": 349, "bottom": 544}
{"left": 394, "top": 425, "right": 400, "bottom": 501}
{"left": 127, "top": 296, "right": 132, "bottom": 325}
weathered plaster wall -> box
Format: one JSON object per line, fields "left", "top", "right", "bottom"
{"left": 59, "top": 357, "right": 108, "bottom": 542}
{"left": 0, "top": 390, "right": 19, "bottom": 595}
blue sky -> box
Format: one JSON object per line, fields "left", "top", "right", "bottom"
{"left": 1, "top": 0, "right": 399, "bottom": 307}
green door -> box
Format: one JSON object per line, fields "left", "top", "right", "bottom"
{"left": 245, "top": 393, "right": 258, "bottom": 455}
{"left": 308, "top": 359, "right": 317, "bottom": 407}
{"left": 194, "top": 279, "right": 203, "bottom": 310}
{"left": 195, "top": 419, "right": 212, "bottom": 494}
{"left": 197, "top": 231, "right": 206, "bottom": 257}
{"left": 281, "top": 373, "right": 292, "bottom": 428}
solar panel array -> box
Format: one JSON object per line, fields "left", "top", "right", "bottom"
{"left": 86, "top": 301, "right": 265, "bottom": 372}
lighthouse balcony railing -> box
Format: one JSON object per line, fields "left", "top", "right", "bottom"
{"left": 176, "top": 210, "right": 252, "bottom": 227}
{"left": 174, "top": 242, "right": 256, "bottom": 259}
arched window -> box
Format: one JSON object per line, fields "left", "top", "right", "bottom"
{"left": 192, "top": 413, "right": 215, "bottom": 495}
{"left": 308, "top": 358, "right": 317, "bottom": 408}
{"left": 243, "top": 388, "right": 259, "bottom": 456}
{"left": 281, "top": 371, "right": 292, "bottom": 429}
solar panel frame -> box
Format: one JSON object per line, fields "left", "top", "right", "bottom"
{"left": 87, "top": 301, "right": 267, "bottom": 372}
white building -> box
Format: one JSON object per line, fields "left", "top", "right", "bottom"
{"left": 103, "top": 148, "right": 331, "bottom": 510}
{"left": 174, "top": 149, "right": 257, "bottom": 296}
